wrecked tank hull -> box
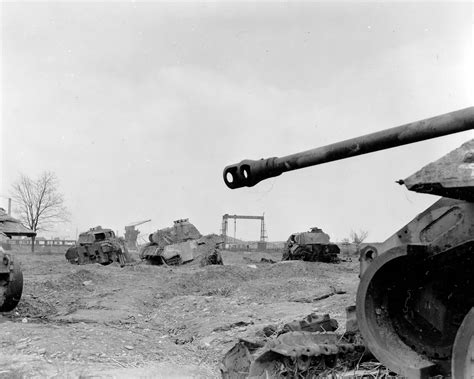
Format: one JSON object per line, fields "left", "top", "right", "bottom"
{"left": 139, "top": 235, "right": 225, "bottom": 266}
{"left": 66, "top": 226, "right": 130, "bottom": 266}
{"left": 223, "top": 107, "right": 474, "bottom": 377}
{"left": 356, "top": 141, "right": 474, "bottom": 378}
{"left": 140, "top": 225, "right": 225, "bottom": 266}
{"left": 139, "top": 240, "right": 198, "bottom": 265}
{"left": 0, "top": 250, "right": 23, "bottom": 312}
{"left": 148, "top": 218, "right": 201, "bottom": 247}
{"left": 282, "top": 228, "right": 340, "bottom": 263}
{"left": 139, "top": 219, "right": 203, "bottom": 265}
{"left": 65, "top": 241, "right": 129, "bottom": 266}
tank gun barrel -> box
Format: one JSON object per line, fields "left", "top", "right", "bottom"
{"left": 223, "top": 107, "right": 474, "bottom": 189}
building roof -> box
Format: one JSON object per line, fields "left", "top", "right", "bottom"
{"left": 0, "top": 209, "right": 36, "bottom": 237}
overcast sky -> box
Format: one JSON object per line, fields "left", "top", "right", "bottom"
{"left": 1, "top": 2, "right": 473, "bottom": 242}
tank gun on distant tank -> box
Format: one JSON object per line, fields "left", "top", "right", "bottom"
{"left": 223, "top": 107, "right": 474, "bottom": 378}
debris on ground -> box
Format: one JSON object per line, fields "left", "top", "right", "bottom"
{"left": 281, "top": 313, "right": 338, "bottom": 333}
{"left": 221, "top": 312, "right": 389, "bottom": 379}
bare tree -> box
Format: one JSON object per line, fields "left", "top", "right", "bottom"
{"left": 10, "top": 171, "right": 70, "bottom": 252}
{"left": 350, "top": 229, "right": 369, "bottom": 253}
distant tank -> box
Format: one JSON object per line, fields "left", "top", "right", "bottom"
{"left": 139, "top": 219, "right": 202, "bottom": 265}
{"left": 223, "top": 107, "right": 474, "bottom": 378}
{"left": 0, "top": 208, "right": 36, "bottom": 312}
{"left": 283, "top": 227, "right": 340, "bottom": 263}
{"left": 65, "top": 226, "right": 131, "bottom": 266}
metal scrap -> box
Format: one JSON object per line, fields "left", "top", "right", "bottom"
{"left": 220, "top": 313, "right": 372, "bottom": 379}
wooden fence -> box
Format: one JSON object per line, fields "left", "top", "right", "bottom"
{"left": 6, "top": 239, "right": 76, "bottom": 247}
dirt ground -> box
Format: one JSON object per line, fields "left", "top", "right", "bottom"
{"left": 0, "top": 248, "right": 360, "bottom": 378}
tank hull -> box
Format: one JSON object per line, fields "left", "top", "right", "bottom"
{"left": 140, "top": 219, "right": 202, "bottom": 265}
{"left": 357, "top": 197, "right": 474, "bottom": 377}
{"left": 65, "top": 241, "right": 129, "bottom": 266}
{"left": 139, "top": 240, "right": 197, "bottom": 265}
{"left": 283, "top": 229, "right": 340, "bottom": 263}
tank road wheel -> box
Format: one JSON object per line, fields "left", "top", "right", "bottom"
{"left": 0, "top": 262, "right": 23, "bottom": 312}
{"left": 452, "top": 307, "right": 474, "bottom": 379}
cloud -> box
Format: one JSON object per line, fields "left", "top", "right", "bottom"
{"left": 2, "top": 2, "right": 472, "bottom": 241}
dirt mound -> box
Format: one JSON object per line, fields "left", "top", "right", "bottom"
{"left": 189, "top": 265, "right": 257, "bottom": 282}
{"left": 43, "top": 268, "right": 108, "bottom": 292}
{"left": 260, "top": 260, "right": 335, "bottom": 279}
{"left": 6, "top": 297, "right": 57, "bottom": 320}
{"left": 146, "top": 265, "right": 258, "bottom": 299}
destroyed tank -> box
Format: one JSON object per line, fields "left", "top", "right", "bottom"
{"left": 0, "top": 208, "right": 36, "bottom": 312}
{"left": 139, "top": 219, "right": 202, "bottom": 265}
{"left": 283, "top": 227, "right": 340, "bottom": 263}
{"left": 65, "top": 226, "right": 130, "bottom": 266}
{"left": 223, "top": 107, "right": 474, "bottom": 378}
